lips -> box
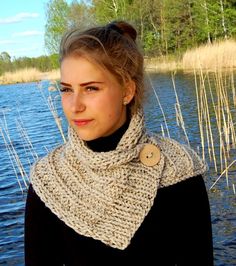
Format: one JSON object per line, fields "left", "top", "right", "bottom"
{"left": 73, "top": 119, "right": 93, "bottom": 126}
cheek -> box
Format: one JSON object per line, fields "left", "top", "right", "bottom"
{"left": 96, "top": 93, "right": 123, "bottom": 117}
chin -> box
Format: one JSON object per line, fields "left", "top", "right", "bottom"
{"left": 80, "top": 136, "right": 97, "bottom": 141}
{"left": 74, "top": 127, "right": 111, "bottom": 141}
{"left": 76, "top": 132, "right": 99, "bottom": 141}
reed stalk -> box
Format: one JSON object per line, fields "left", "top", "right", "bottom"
{"left": 207, "top": 74, "right": 219, "bottom": 173}
{"left": 47, "top": 94, "right": 66, "bottom": 143}
{"left": 147, "top": 74, "right": 170, "bottom": 138}
{"left": 0, "top": 127, "right": 25, "bottom": 193}
{"left": 0, "top": 122, "right": 29, "bottom": 191}
{"left": 16, "top": 115, "right": 39, "bottom": 162}
{"left": 210, "top": 159, "right": 236, "bottom": 190}
{"left": 0, "top": 106, "right": 42, "bottom": 192}
{"left": 232, "top": 70, "right": 236, "bottom": 107}
{"left": 194, "top": 65, "right": 236, "bottom": 190}
{"left": 194, "top": 69, "right": 206, "bottom": 161}
{"left": 171, "top": 73, "right": 190, "bottom": 146}
{"left": 0, "top": 80, "right": 66, "bottom": 193}
{"left": 37, "top": 82, "right": 66, "bottom": 143}
{"left": 201, "top": 72, "right": 218, "bottom": 172}
{"left": 201, "top": 73, "right": 212, "bottom": 163}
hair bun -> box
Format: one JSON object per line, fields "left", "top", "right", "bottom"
{"left": 111, "top": 21, "right": 137, "bottom": 41}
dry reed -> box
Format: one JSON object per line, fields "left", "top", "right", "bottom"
{"left": 41, "top": 69, "right": 60, "bottom": 81}
{"left": 147, "top": 74, "right": 171, "bottom": 138}
{"left": 171, "top": 72, "right": 190, "bottom": 146}
{"left": 145, "top": 57, "right": 182, "bottom": 72}
{"left": 0, "top": 68, "right": 42, "bottom": 84}
{"left": 37, "top": 81, "right": 66, "bottom": 143}
{"left": 0, "top": 68, "right": 60, "bottom": 85}
{"left": 0, "top": 110, "right": 30, "bottom": 193}
{"left": 182, "top": 39, "right": 236, "bottom": 71}
{"left": 193, "top": 68, "right": 236, "bottom": 191}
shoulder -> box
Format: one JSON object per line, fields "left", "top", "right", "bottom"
{"left": 151, "top": 135, "right": 208, "bottom": 187}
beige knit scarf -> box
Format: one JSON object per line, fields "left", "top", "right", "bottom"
{"left": 30, "top": 109, "right": 207, "bottom": 250}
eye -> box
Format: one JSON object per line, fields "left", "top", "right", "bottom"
{"left": 85, "top": 86, "right": 99, "bottom": 92}
{"left": 60, "top": 86, "right": 72, "bottom": 93}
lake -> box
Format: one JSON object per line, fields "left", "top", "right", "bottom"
{"left": 0, "top": 72, "right": 235, "bottom": 265}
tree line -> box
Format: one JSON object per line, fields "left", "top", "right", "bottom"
{"left": 45, "top": 0, "right": 236, "bottom": 56}
{"left": 1, "top": 0, "right": 236, "bottom": 76}
{"left": 0, "top": 52, "right": 59, "bottom": 76}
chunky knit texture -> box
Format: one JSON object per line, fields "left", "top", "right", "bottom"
{"left": 30, "top": 109, "right": 207, "bottom": 250}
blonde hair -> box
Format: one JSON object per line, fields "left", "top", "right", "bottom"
{"left": 60, "top": 21, "right": 145, "bottom": 114}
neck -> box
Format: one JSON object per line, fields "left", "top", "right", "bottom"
{"left": 86, "top": 119, "right": 130, "bottom": 152}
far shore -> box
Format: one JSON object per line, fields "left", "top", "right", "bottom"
{"left": 1, "top": 39, "right": 236, "bottom": 85}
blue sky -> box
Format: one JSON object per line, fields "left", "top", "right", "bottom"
{"left": 0, "top": 0, "right": 72, "bottom": 59}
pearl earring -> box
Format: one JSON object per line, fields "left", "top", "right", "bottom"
{"left": 123, "top": 101, "right": 128, "bottom": 105}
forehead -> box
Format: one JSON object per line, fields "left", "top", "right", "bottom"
{"left": 61, "top": 56, "right": 104, "bottom": 77}
{"left": 60, "top": 56, "right": 120, "bottom": 85}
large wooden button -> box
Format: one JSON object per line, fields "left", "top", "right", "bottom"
{"left": 139, "top": 144, "right": 161, "bottom": 167}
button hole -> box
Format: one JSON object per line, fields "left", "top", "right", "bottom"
{"left": 146, "top": 152, "right": 153, "bottom": 159}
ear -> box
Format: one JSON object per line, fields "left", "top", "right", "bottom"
{"left": 123, "top": 79, "right": 136, "bottom": 105}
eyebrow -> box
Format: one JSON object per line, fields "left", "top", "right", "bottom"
{"left": 60, "top": 81, "right": 104, "bottom": 87}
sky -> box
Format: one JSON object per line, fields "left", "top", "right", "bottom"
{"left": 0, "top": 0, "right": 72, "bottom": 59}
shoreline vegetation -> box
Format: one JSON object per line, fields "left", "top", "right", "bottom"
{"left": 1, "top": 39, "right": 236, "bottom": 85}
{"left": 146, "top": 39, "right": 236, "bottom": 72}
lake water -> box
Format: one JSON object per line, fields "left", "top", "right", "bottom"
{"left": 0, "top": 73, "right": 235, "bottom": 265}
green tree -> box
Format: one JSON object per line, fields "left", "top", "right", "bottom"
{"left": 225, "top": 0, "right": 236, "bottom": 36}
{"left": 68, "top": 0, "right": 95, "bottom": 30}
{"left": 192, "top": 0, "right": 213, "bottom": 44}
{"left": 44, "top": 0, "right": 96, "bottom": 55}
{"left": 0, "top": 51, "right": 11, "bottom": 62}
{"left": 158, "top": 0, "right": 196, "bottom": 54}
{"left": 44, "top": 0, "right": 70, "bottom": 54}
{"left": 93, "top": 0, "right": 132, "bottom": 22}
{"left": 49, "top": 54, "right": 60, "bottom": 69}
{"left": 195, "top": 0, "right": 236, "bottom": 42}
{"left": 0, "top": 52, "right": 12, "bottom": 74}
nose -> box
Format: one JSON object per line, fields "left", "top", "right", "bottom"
{"left": 71, "top": 93, "right": 86, "bottom": 113}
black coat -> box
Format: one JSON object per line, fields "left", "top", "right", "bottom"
{"left": 25, "top": 174, "right": 214, "bottom": 266}
{"left": 24, "top": 123, "right": 214, "bottom": 265}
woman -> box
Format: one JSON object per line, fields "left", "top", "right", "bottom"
{"left": 25, "top": 21, "right": 214, "bottom": 265}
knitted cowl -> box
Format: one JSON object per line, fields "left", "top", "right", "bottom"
{"left": 30, "top": 109, "right": 207, "bottom": 250}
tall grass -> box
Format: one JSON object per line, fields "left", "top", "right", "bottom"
{"left": 146, "top": 40, "right": 236, "bottom": 192}
{"left": 180, "top": 40, "right": 236, "bottom": 192}
{"left": 169, "top": 69, "right": 236, "bottom": 193}
{"left": 0, "top": 111, "right": 30, "bottom": 192}
{"left": 40, "top": 69, "right": 60, "bottom": 81}
{"left": 182, "top": 39, "right": 236, "bottom": 71}
{"left": 194, "top": 68, "right": 236, "bottom": 192}
{"left": 145, "top": 56, "right": 182, "bottom": 72}
{"left": 37, "top": 80, "right": 66, "bottom": 143}
{"left": 145, "top": 39, "right": 236, "bottom": 72}
{"left": 0, "top": 68, "right": 60, "bottom": 85}
{"left": 0, "top": 79, "right": 66, "bottom": 193}
{"left": 0, "top": 68, "right": 42, "bottom": 84}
